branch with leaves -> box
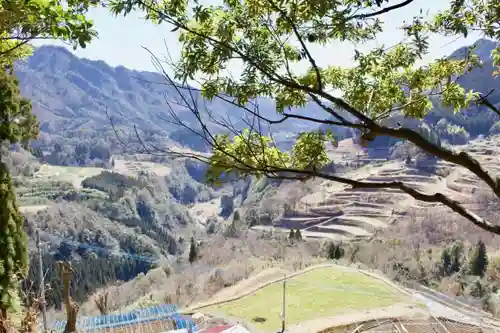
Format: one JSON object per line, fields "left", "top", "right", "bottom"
{"left": 108, "top": 0, "right": 500, "bottom": 234}
{"left": 0, "top": 0, "right": 99, "bottom": 68}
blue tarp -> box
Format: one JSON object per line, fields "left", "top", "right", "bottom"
{"left": 51, "top": 304, "right": 181, "bottom": 332}
{"left": 172, "top": 314, "right": 198, "bottom": 332}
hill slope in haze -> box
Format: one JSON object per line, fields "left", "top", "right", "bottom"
{"left": 15, "top": 38, "right": 500, "bottom": 160}
{"left": 15, "top": 46, "right": 328, "bottom": 151}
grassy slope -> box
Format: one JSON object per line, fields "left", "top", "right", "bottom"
{"left": 201, "top": 267, "right": 412, "bottom": 332}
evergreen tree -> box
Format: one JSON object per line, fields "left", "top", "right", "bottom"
{"left": 450, "top": 241, "right": 464, "bottom": 274}
{"left": 440, "top": 248, "right": 452, "bottom": 276}
{"left": 470, "top": 240, "right": 489, "bottom": 277}
{"left": 326, "top": 242, "right": 336, "bottom": 259}
{"left": 288, "top": 229, "right": 295, "bottom": 240}
{"left": 334, "top": 245, "right": 343, "bottom": 260}
{"left": 0, "top": 0, "right": 97, "bottom": 325}
{"left": 0, "top": 71, "right": 38, "bottom": 320}
{"left": 294, "top": 229, "right": 302, "bottom": 241}
{"left": 0, "top": 164, "right": 27, "bottom": 314}
{"left": 188, "top": 237, "right": 198, "bottom": 264}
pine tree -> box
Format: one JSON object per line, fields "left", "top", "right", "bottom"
{"left": 450, "top": 241, "right": 464, "bottom": 274}
{"left": 295, "top": 229, "right": 302, "bottom": 241}
{"left": 334, "top": 245, "right": 343, "bottom": 260}
{"left": 188, "top": 237, "right": 198, "bottom": 264}
{"left": 470, "top": 240, "right": 488, "bottom": 277}
{"left": 0, "top": 71, "right": 38, "bottom": 323}
{"left": 288, "top": 229, "right": 295, "bottom": 240}
{"left": 326, "top": 242, "right": 336, "bottom": 259}
{"left": 440, "top": 248, "right": 452, "bottom": 276}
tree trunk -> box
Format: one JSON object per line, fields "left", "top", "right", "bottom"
{"left": 0, "top": 308, "right": 9, "bottom": 333}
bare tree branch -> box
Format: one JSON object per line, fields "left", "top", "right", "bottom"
{"left": 349, "top": 0, "right": 416, "bottom": 20}
{"left": 477, "top": 89, "right": 500, "bottom": 117}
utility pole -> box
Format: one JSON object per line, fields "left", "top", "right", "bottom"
{"left": 36, "top": 229, "right": 48, "bottom": 332}
{"left": 280, "top": 275, "right": 286, "bottom": 333}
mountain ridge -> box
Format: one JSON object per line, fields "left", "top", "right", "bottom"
{"left": 16, "top": 45, "right": 327, "bottom": 151}
{"left": 15, "top": 38, "right": 500, "bottom": 155}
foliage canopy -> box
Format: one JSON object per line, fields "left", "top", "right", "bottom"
{"left": 0, "top": 0, "right": 99, "bottom": 320}
{"left": 0, "top": 0, "right": 99, "bottom": 67}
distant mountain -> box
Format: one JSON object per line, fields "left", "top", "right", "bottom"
{"left": 426, "top": 38, "right": 500, "bottom": 136}
{"left": 15, "top": 46, "right": 327, "bottom": 151}
{"left": 452, "top": 38, "right": 500, "bottom": 103}
{"left": 15, "top": 39, "right": 500, "bottom": 154}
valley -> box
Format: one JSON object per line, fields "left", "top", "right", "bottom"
{"left": 19, "top": 133, "right": 500, "bottom": 333}
{"left": 5, "top": 33, "right": 500, "bottom": 333}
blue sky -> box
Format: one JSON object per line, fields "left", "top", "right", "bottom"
{"left": 33, "top": 1, "right": 482, "bottom": 73}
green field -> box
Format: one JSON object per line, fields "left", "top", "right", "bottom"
{"left": 202, "top": 267, "right": 411, "bottom": 332}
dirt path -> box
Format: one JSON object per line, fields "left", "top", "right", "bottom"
{"left": 203, "top": 267, "right": 291, "bottom": 305}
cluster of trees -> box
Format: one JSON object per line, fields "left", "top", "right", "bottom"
{"left": 25, "top": 251, "right": 154, "bottom": 309}
{"left": 325, "top": 242, "right": 345, "bottom": 260}
{"left": 39, "top": 141, "right": 112, "bottom": 167}
{"left": 435, "top": 120, "right": 471, "bottom": 145}
{"left": 346, "top": 239, "right": 498, "bottom": 313}
{"left": 82, "top": 190, "right": 183, "bottom": 255}
{"left": 288, "top": 229, "right": 303, "bottom": 241}
{"left": 439, "top": 240, "right": 489, "bottom": 279}
{"left": 82, "top": 171, "right": 144, "bottom": 199}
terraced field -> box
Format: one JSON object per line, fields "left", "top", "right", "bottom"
{"left": 319, "top": 317, "right": 495, "bottom": 333}
{"left": 16, "top": 159, "right": 168, "bottom": 213}
{"left": 251, "top": 136, "right": 500, "bottom": 241}
{"left": 111, "top": 158, "right": 171, "bottom": 177}
{"left": 15, "top": 165, "right": 107, "bottom": 212}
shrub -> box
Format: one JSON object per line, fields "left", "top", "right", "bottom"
{"left": 82, "top": 171, "right": 141, "bottom": 197}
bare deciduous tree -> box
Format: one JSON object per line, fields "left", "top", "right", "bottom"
{"left": 57, "top": 261, "right": 79, "bottom": 333}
